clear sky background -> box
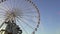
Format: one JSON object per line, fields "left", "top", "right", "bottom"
{"left": 32, "top": 0, "right": 60, "bottom": 34}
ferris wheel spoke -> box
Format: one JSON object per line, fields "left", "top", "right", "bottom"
{"left": 0, "top": 15, "right": 6, "bottom": 17}
{"left": 21, "top": 5, "right": 35, "bottom": 11}
{"left": 0, "top": 10, "right": 6, "bottom": 13}
{"left": 0, "top": 14, "right": 5, "bottom": 15}
{"left": 22, "top": 12, "right": 37, "bottom": 14}
{"left": 21, "top": 8, "right": 35, "bottom": 12}
{"left": 21, "top": 14, "right": 37, "bottom": 16}
{"left": 0, "top": 14, "right": 6, "bottom": 17}
{"left": 20, "top": 15, "right": 38, "bottom": 21}
{"left": 21, "top": 12, "right": 36, "bottom": 14}
{"left": 0, "top": 12, "right": 6, "bottom": 14}
{"left": 17, "top": 16, "right": 34, "bottom": 30}
{"left": 14, "top": 0, "right": 18, "bottom": 8}
{"left": 3, "top": 3, "right": 10, "bottom": 10}
{"left": 0, "top": 8, "right": 7, "bottom": 13}
{"left": 4, "top": 0, "right": 13, "bottom": 11}
{"left": 4, "top": 0, "right": 11, "bottom": 11}
{"left": 19, "top": 16, "right": 36, "bottom": 24}
{"left": 17, "top": 16, "right": 34, "bottom": 29}
{"left": 20, "top": 14, "right": 37, "bottom": 17}
{"left": 18, "top": 0, "right": 34, "bottom": 11}
{"left": 9, "top": 0, "right": 13, "bottom": 10}
{"left": 0, "top": 11, "right": 6, "bottom": 14}
{"left": 0, "top": 8, "right": 10, "bottom": 15}
{"left": 22, "top": 13, "right": 36, "bottom": 15}
{"left": 0, "top": 17, "right": 6, "bottom": 18}
{"left": 16, "top": 19, "right": 28, "bottom": 34}
{"left": 18, "top": 17, "right": 34, "bottom": 29}
{"left": 20, "top": 16, "right": 37, "bottom": 27}
{"left": 0, "top": 5, "right": 10, "bottom": 12}
{"left": 0, "top": 23, "right": 4, "bottom": 28}
{"left": 21, "top": 9, "right": 36, "bottom": 13}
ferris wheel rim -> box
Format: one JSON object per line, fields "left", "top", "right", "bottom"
{"left": 0, "top": 0, "right": 40, "bottom": 34}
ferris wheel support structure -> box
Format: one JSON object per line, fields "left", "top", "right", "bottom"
{"left": 0, "top": 19, "right": 22, "bottom": 34}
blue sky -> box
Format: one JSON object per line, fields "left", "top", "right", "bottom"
{"left": 33, "top": 0, "right": 60, "bottom": 34}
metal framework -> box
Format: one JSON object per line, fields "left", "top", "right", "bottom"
{"left": 0, "top": 20, "right": 22, "bottom": 34}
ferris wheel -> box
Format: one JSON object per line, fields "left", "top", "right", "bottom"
{"left": 0, "top": 0, "right": 40, "bottom": 34}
